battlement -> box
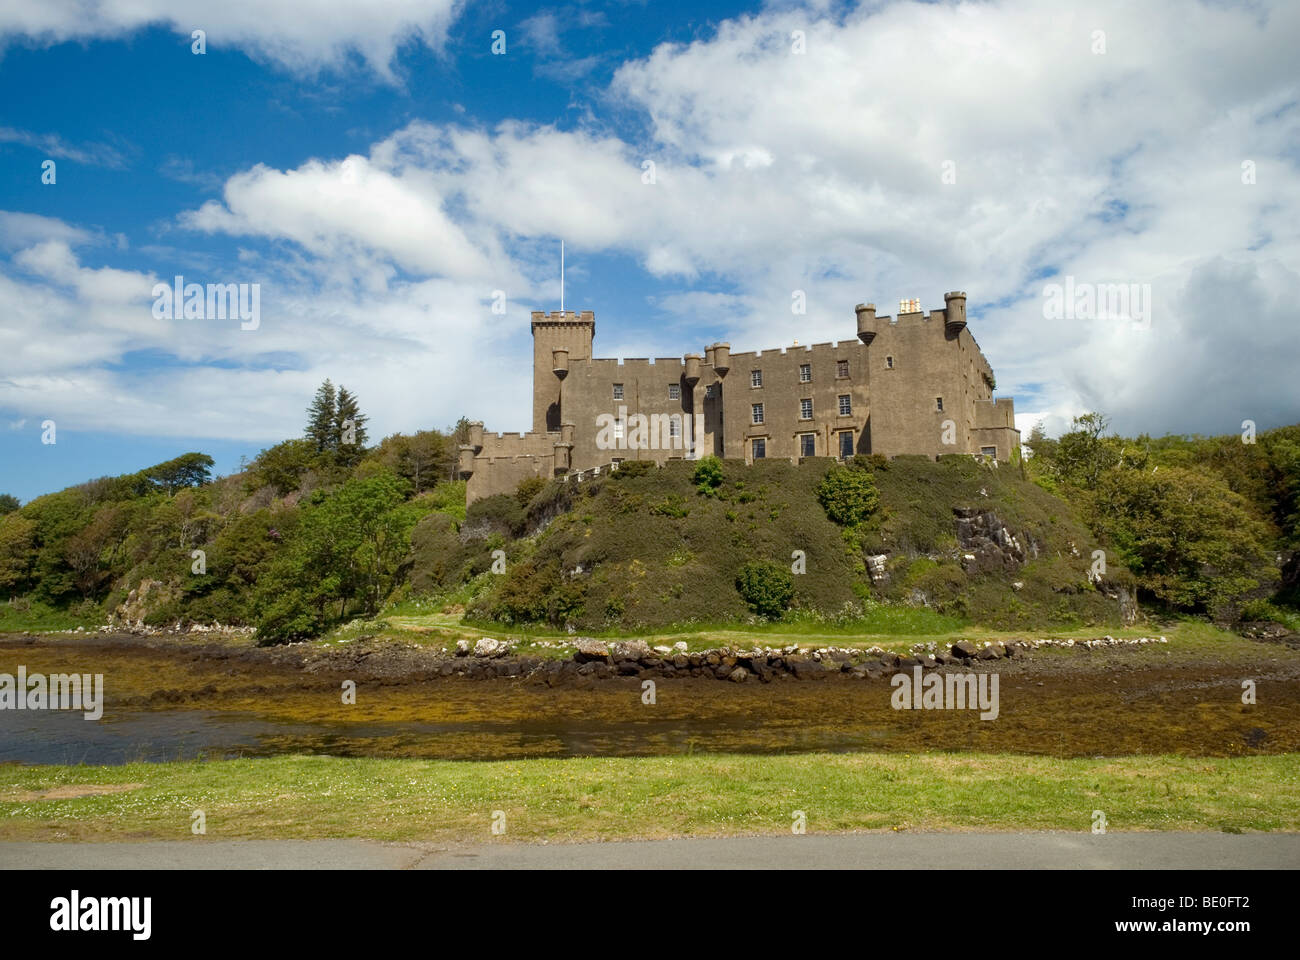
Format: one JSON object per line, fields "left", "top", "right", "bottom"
{"left": 531, "top": 309, "right": 595, "bottom": 337}
{"left": 727, "top": 339, "right": 866, "bottom": 364}
{"left": 583, "top": 356, "right": 688, "bottom": 371}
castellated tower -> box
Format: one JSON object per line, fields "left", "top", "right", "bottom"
{"left": 532, "top": 310, "right": 594, "bottom": 433}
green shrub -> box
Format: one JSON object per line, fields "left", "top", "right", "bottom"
{"left": 693, "top": 456, "right": 724, "bottom": 497}
{"left": 515, "top": 476, "right": 545, "bottom": 507}
{"left": 735, "top": 559, "right": 795, "bottom": 619}
{"left": 613, "top": 460, "right": 654, "bottom": 479}
{"left": 465, "top": 493, "right": 525, "bottom": 538}
{"left": 816, "top": 466, "right": 880, "bottom": 526}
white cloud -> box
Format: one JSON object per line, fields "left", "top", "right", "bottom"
{"left": 0, "top": 0, "right": 464, "bottom": 79}
{"left": 4, "top": 0, "right": 1299, "bottom": 453}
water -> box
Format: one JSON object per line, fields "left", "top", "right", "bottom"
{"left": 2, "top": 635, "right": 1297, "bottom": 764}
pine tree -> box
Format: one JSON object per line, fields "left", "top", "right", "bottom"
{"left": 306, "top": 379, "right": 337, "bottom": 452}
{"left": 334, "top": 385, "right": 369, "bottom": 465}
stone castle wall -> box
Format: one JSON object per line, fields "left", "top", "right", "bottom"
{"left": 463, "top": 293, "right": 1020, "bottom": 503}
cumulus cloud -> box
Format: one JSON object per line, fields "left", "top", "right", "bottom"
{"left": 0, "top": 0, "right": 465, "bottom": 79}
{"left": 4, "top": 0, "right": 1299, "bottom": 454}
{"left": 0, "top": 215, "right": 530, "bottom": 444}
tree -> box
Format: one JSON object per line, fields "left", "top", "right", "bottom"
{"left": 0, "top": 513, "right": 36, "bottom": 596}
{"left": 1086, "top": 465, "right": 1275, "bottom": 613}
{"left": 247, "top": 439, "right": 317, "bottom": 496}
{"left": 1025, "top": 422, "right": 1057, "bottom": 462}
{"left": 141, "top": 452, "right": 214, "bottom": 493}
{"left": 334, "top": 385, "right": 369, "bottom": 465}
{"left": 253, "top": 470, "right": 415, "bottom": 643}
{"left": 1053, "top": 412, "right": 1123, "bottom": 489}
{"left": 306, "top": 379, "right": 337, "bottom": 452}
{"left": 0, "top": 494, "right": 19, "bottom": 515}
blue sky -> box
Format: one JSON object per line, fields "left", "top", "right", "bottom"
{"left": 1, "top": 0, "right": 1298, "bottom": 503}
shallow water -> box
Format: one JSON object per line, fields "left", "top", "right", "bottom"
{"left": 2, "top": 637, "right": 1297, "bottom": 764}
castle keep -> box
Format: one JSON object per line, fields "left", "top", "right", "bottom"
{"left": 460, "top": 291, "right": 1020, "bottom": 503}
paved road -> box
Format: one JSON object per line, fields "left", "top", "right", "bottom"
{"left": 2, "top": 833, "right": 1297, "bottom": 869}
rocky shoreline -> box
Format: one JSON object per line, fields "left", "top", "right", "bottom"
{"left": 432, "top": 634, "right": 1172, "bottom": 685}
{"left": 3, "top": 626, "right": 1185, "bottom": 686}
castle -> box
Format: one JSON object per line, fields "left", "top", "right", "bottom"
{"left": 460, "top": 291, "right": 1020, "bottom": 503}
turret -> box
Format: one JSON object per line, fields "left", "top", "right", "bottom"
{"left": 711, "top": 342, "right": 730, "bottom": 378}
{"left": 684, "top": 353, "right": 701, "bottom": 386}
{"left": 552, "top": 347, "right": 569, "bottom": 380}
{"left": 944, "top": 291, "right": 967, "bottom": 334}
{"left": 467, "top": 421, "right": 484, "bottom": 451}
{"left": 457, "top": 444, "right": 475, "bottom": 478}
{"left": 855, "top": 303, "right": 876, "bottom": 344}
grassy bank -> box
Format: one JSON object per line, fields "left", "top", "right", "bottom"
{"left": 330, "top": 610, "right": 1262, "bottom": 662}
{"left": 2, "top": 752, "right": 1297, "bottom": 843}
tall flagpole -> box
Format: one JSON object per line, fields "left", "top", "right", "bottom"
{"left": 561, "top": 240, "right": 565, "bottom": 314}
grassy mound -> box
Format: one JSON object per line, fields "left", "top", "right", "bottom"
{"left": 433, "top": 455, "right": 1132, "bottom": 632}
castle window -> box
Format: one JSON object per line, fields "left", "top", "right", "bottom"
{"left": 751, "top": 369, "right": 763, "bottom": 388}
{"left": 836, "top": 359, "right": 849, "bottom": 378}
{"left": 936, "top": 397, "right": 944, "bottom": 412}
{"left": 800, "top": 398, "right": 813, "bottom": 420}
{"left": 981, "top": 446, "right": 997, "bottom": 458}
{"left": 800, "top": 433, "right": 816, "bottom": 457}
{"left": 838, "top": 395, "right": 852, "bottom": 416}
{"left": 838, "top": 431, "right": 854, "bottom": 459}
{"left": 669, "top": 417, "right": 682, "bottom": 439}
{"left": 799, "top": 363, "right": 811, "bottom": 382}
{"left": 752, "top": 438, "right": 766, "bottom": 460}
{"left": 613, "top": 383, "right": 624, "bottom": 400}
{"left": 885, "top": 356, "right": 894, "bottom": 369}
{"left": 668, "top": 383, "right": 680, "bottom": 400}
{"left": 751, "top": 403, "right": 764, "bottom": 425}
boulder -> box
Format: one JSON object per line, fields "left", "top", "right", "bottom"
{"left": 952, "top": 640, "right": 980, "bottom": 659}
{"left": 574, "top": 638, "right": 611, "bottom": 663}
{"left": 728, "top": 666, "right": 750, "bottom": 683}
{"left": 455, "top": 639, "right": 471, "bottom": 657}
{"left": 976, "top": 642, "right": 1006, "bottom": 660}
{"left": 787, "top": 657, "right": 831, "bottom": 680}
{"left": 612, "top": 639, "right": 654, "bottom": 662}
{"left": 473, "top": 637, "right": 509, "bottom": 658}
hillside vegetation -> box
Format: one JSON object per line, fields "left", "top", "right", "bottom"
{"left": 1, "top": 384, "right": 1296, "bottom": 641}
{"left": 442, "top": 454, "right": 1132, "bottom": 631}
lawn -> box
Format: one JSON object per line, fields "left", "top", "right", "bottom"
{"left": 2, "top": 751, "right": 1296, "bottom": 843}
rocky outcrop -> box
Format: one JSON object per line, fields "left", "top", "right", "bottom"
{"left": 953, "top": 508, "right": 1033, "bottom": 574}
{"left": 111, "top": 578, "right": 176, "bottom": 629}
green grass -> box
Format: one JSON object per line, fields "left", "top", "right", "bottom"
{"left": 342, "top": 604, "right": 1251, "bottom": 660}
{"left": 0, "top": 600, "right": 102, "bottom": 633}
{"left": 2, "top": 752, "right": 1296, "bottom": 842}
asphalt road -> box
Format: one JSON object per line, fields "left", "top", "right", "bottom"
{"left": 2, "top": 832, "right": 1297, "bottom": 869}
